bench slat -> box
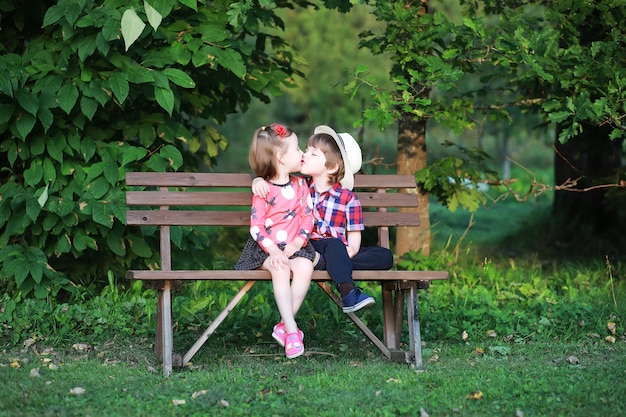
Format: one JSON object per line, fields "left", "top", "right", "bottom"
{"left": 126, "top": 210, "right": 420, "bottom": 227}
{"left": 125, "top": 172, "right": 418, "bottom": 189}
{"left": 126, "top": 191, "right": 418, "bottom": 208}
{"left": 127, "top": 269, "right": 449, "bottom": 281}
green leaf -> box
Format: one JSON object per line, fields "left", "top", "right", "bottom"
{"left": 43, "top": 4, "right": 65, "bottom": 27}
{"left": 160, "top": 145, "right": 183, "bottom": 170}
{"left": 178, "top": 0, "right": 198, "bottom": 11}
{"left": 55, "top": 234, "right": 72, "bottom": 255}
{"left": 85, "top": 177, "right": 110, "bottom": 199}
{"left": 213, "top": 48, "right": 246, "bottom": 79}
{"left": 15, "top": 112, "right": 36, "bottom": 139}
{"left": 144, "top": 0, "right": 162, "bottom": 30}
{"left": 128, "top": 236, "right": 152, "bottom": 257}
{"left": 80, "top": 96, "right": 98, "bottom": 120}
{"left": 5, "top": 257, "right": 30, "bottom": 287}
{"left": 0, "top": 103, "right": 14, "bottom": 126}
{"left": 38, "top": 107, "right": 54, "bottom": 132}
{"left": 81, "top": 139, "right": 96, "bottom": 162}
{"left": 154, "top": 85, "right": 174, "bottom": 115}
{"left": 43, "top": 158, "right": 57, "bottom": 183}
{"left": 121, "top": 146, "right": 148, "bottom": 166}
{"left": 121, "top": 8, "right": 147, "bottom": 51}
{"left": 23, "top": 160, "right": 43, "bottom": 186}
{"left": 26, "top": 198, "right": 42, "bottom": 222}
{"left": 109, "top": 72, "right": 130, "bottom": 104}
{"left": 57, "top": 83, "right": 79, "bottom": 114}
{"left": 92, "top": 203, "right": 114, "bottom": 228}
{"left": 37, "top": 184, "right": 50, "bottom": 208}
{"left": 163, "top": 68, "right": 195, "bottom": 88}
{"left": 106, "top": 232, "right": 126, "bottom": 256}
{"left": 15, "top": 89, "right": 39, "bottom": 116}
{"left": 47, "top": 134, "right": 66, "bottom": 163}
{"left": 104, "top": 161, "right": 119, "bottom": 185}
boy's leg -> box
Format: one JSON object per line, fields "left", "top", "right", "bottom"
{"left": 311, "top": 238, "right": 375, "bottom": 313}
{"left": 351, "top": 246, "right": 394, "bottom": 270}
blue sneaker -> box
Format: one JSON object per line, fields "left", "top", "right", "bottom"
{"left": 341, "top": 288, "right": 375, "bottom": 313}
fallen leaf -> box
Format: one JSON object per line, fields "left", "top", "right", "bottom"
{"left": 218, "top": 399, "right": 229, "bottom": 407}
{"left": 429, "top": 354, "right": 439, "bottom": 363}
{"left": 72, "top": 343, "right": 91, "bottom": 352}
{"left": 462, "top": 331, "right": 468, "bottom": 341}
{"left": 567, "top": 355, "right": 579, "bottom": 364}
{"left": 386, "top": 377, "right": 401, "bottom": 383}
{"left": 375, "top": 390, "right": 381, "bottom": 396}
{"left": 473, "top": 347, "right": 484, "bottom": 356}
{"left": 29, "top": 368, "right": 40, "bottom": 377}
{"left": 467, "top": 390, "right": 483, "bottom": 400}
{"left": 172, "top": 399, "right": 185, "bottom": 406}
{"left": 587, "top": 333, "right": 601, "bottom": 338}
{"left": 70, "top": 387, "right": 86, "bottom": 395}
{"left": 486, "top": 330, "right": 497, "bottom": 338}
{"left": 192, "top": 390, "right": 207, "bottom": 399}
{"left": 23, "top": 338, "right": 36, "bottom": 348}
{"left": 605, "top": 335, "right": 616, "bottom": 344}
{"left": 516, "top": 409, "right": 524, "bottom": 417}
{"left": 608, "top": 322, "right": 616, "bottom": 335}
{"left": 420, "top": 407, "right": 430, "bottom": 417}
{"left": 10, "top": 361, "right": 20, "bottom": 368}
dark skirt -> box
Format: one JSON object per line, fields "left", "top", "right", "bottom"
{"left": 234, "top": 238, "right": 316, "bottom": 270}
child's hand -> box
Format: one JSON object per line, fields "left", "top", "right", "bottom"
{"left": 282, "top": 242, "right": 301, "bottom": 258}
{"left": 252, "top": 177, "right": 270, "bottom": 198}
{"left": 267, "top": 251, "right": 289, "bottom": 270}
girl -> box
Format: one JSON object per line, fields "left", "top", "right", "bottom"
{"left": 235, "top": 124, "right": 314, "bottom": 359}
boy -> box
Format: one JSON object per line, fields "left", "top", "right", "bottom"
{"left": 254, "top": 125, "right": 393, "bottom": 313}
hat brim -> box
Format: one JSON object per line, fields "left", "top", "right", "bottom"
{"left": 313, "top": 125, "right": 354, "bottom": 190}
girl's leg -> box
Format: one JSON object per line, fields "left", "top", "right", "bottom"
{"left": 289, "top": 257, "right": 313, "bottom": 318}
{"left": 263, "top": 259, "right": 297, "bottom": 334}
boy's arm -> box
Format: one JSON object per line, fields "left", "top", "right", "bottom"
{"left": 251, "top": 177, "right": 271, "bottom": 199}
{"left": 346, "top": 231, "right": 361, "bottom": 258}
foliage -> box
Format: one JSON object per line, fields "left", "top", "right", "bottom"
{"left": 0, "top": 0, "right": 330, "bottom": 298}
{"left": 344, "top": 0, "right": 626, "bottom": 210}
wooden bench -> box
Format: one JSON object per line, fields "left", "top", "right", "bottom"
{"left": 125, "top": 172, "right": 449, "bottom": 375}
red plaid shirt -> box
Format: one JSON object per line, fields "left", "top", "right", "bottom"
{"left": 309, "top": 181, "right": 364, "bottom": 245}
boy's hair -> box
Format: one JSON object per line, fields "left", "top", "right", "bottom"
{"left": 307, "top": 133, "right": 345, "bottom": 186}
{"left": 249, "top": 124, "right": 294, "bottom": 180}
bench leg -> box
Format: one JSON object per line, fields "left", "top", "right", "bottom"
{"left": 161, "top": 280, "right": 174, "bottom": 376}
{"left": 407, "top": 282, "right": 423, "bottom": 368}
{"left": 182, "top": 280, "right": 256, "bottom": 366}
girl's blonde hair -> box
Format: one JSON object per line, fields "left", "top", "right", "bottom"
{"left": 307, "top": 133, "right": 345, "bottom": 186}
{"left": 249, "top": 123, "right": 294, "bottom": 180}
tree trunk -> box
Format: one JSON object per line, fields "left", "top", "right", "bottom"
{"left": 553, "top": 123, "right": 624, "bottom": 242}
{"left": 396, "top": 116, "right": 430, "bottom": 257}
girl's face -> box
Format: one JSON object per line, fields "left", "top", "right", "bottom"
{"left": 279, "top": 134, "right": 304, "bottom": 173}
{"left": 300, "top": 145, "right": 330, "bottom": 177}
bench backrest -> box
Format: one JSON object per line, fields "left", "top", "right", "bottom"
{"left": 125, "top": 172, "right": 420, "bottom": 250}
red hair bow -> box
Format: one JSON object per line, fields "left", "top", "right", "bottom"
{"left": 272, "top": 124, "right": 288, "bottom": 138}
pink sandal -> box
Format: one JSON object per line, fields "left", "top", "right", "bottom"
{"left": 272, "top": 322, "right": 304, "bottom": 347}
{"left": 284, "top": 331, "right": 304, "bottom": 359}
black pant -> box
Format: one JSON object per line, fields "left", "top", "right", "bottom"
{"left": 311, "top": 238, "right": 394, "bottom": 287}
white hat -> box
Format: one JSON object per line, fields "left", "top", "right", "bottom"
{"left": 313, "top": 125, "right": 362, "bottom": 190}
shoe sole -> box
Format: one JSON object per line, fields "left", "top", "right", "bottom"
{"left": 286, "top": 348, "right": 305, "bottom": 359}
{"left": 342, "top": 297, "right": 375, "bottom": 313}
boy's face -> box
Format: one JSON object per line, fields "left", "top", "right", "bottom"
{"left": 300, "top": 145, "right": 336, "bottom": 180}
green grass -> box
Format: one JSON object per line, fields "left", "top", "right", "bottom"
{"left": 2, "top": 337, "right": 625, "bottom": 416}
